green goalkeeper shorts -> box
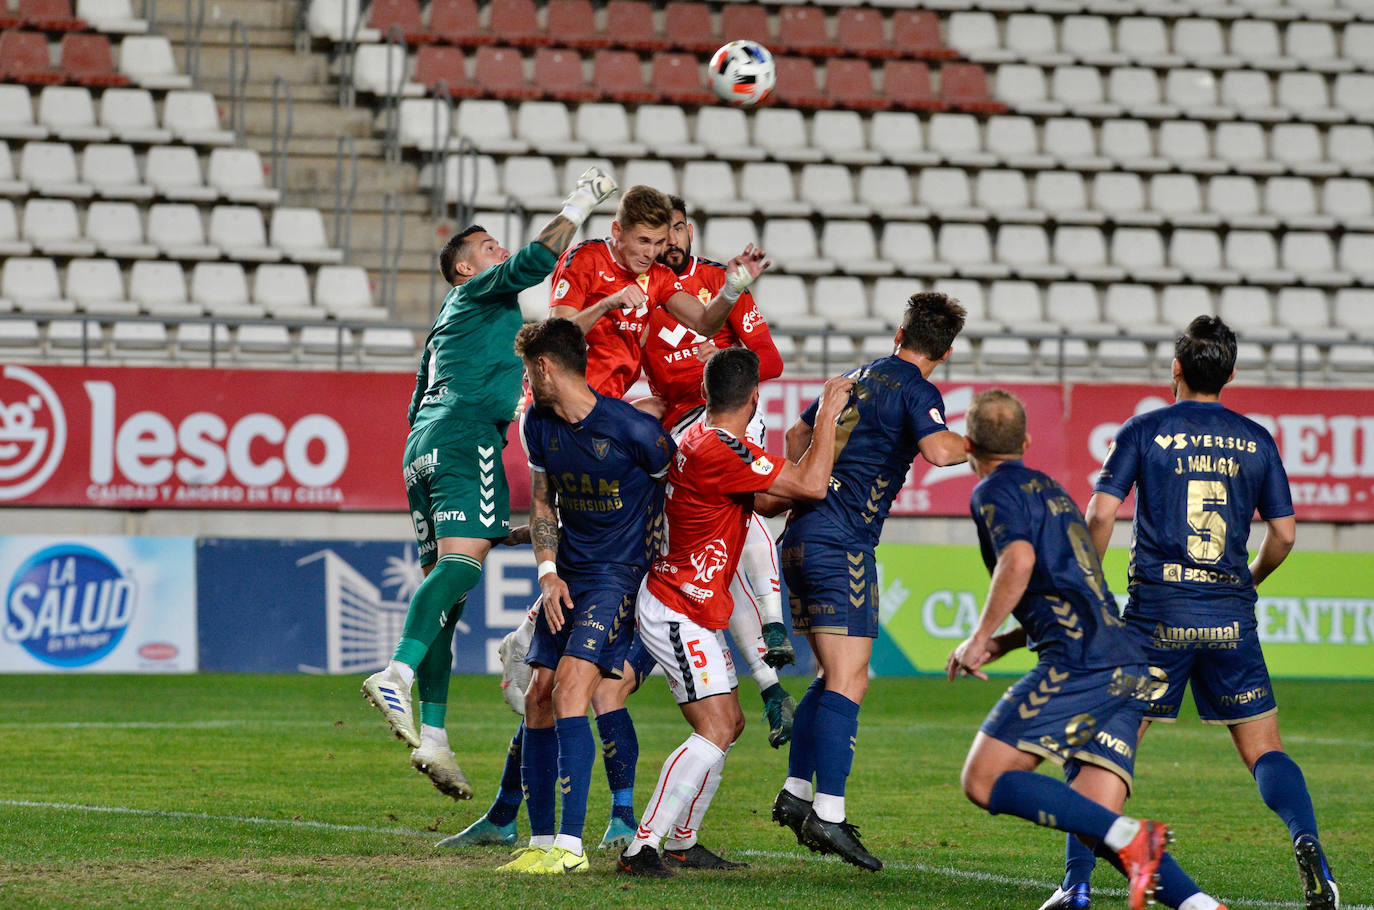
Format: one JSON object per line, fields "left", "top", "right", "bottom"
{"left": 403, "top": 417, "right": 511, "bottom": 565}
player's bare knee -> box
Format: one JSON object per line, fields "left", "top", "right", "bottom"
{"left": 960, "top": 766, "right": 993, "bottom": 809}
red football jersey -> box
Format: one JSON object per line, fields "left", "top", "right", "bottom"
{"left": 647, "top": 422, "right": 780, "bottom": 628}
{"left": 549, "top": 239, "right": 685, "bottom": 398}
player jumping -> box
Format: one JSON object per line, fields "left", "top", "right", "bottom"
{"left": 360, "top": 168, "right": 617, "bottom": 797}
{"left": 948, "top": 389, "right": 1229, "bottom": 910}
{"left": 618, "top": 348, "right": 854, "bottom": 877}
{"left": 773, "top": 291, "right": 967, "bottom": 871}
{"left": 1038, "top": 316, "right": 1338, "bottom": 910}
{"left": 638, "top": 194, "right": 798, "bottom": 749}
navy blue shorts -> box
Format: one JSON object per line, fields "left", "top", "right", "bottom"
{"left": 780, "top": 538, "right": 880, "bottom": 638}
{"left": 980, "top": 660, "right": 1157, "bottom": 794}
{"left": 527, "top": 566, "right": 641, "bottom": 678}
{"left": 625, "top": 632, "right": 658, "bottom": 689}
{"left": 1127, "top": 600, "right": 1277, "bottom": 725}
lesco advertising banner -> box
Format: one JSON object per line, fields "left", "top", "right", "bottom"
{"left": 3, "top": 364, "right": 1371, "bottom": 520}
{"left": 0, "top": 535, "right": 197, "bottom": 673}
{"left": 874, "top": 544, "right": 1374, "bottom": 680}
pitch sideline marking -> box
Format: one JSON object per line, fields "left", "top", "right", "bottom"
{"left": 4, "top": 800, "right": 1365, "bottom": 910}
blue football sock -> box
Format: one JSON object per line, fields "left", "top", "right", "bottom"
{"left": 486, "top": 724, "right": 525, "bottom": 827}
{"left": 1064, "top": 833, "right": 1098, "bottom": 889}
{"left": 986, "top": 770, "right": 1118, "bottom": 840}
{"left": 786, "top": 678, "right": 826, "bottom": 784}
{"left": 555, "top": 716, "right": 596, "bottom": 841}
{"left": 813, "top": 689, "right": 861, "bottom": 797}
{"left": 1152, "top": 853, "right": 1204, "bottom": 908}
{"left": 522, "top": 725, "right": 558, "bottom": 838}
{"left": 596, "top": 707, "right": 638, "bottom": 821}
{"left": 1252, "top": 750, "right": 1319, "bottom": 842}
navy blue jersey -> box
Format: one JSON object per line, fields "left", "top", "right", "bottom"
{"left": 786, "top": 356, "right": 949, "bottom": 550}
{"left": 971, "top": 461, "right": 1144, "bottom": 669}
{"left": 1095, "top": 401, "right": 1293, "bottom": 609}
{"left": 522, "top": 392, "right": 675, "bottom": 572}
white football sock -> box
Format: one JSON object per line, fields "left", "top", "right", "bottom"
{"left": 632, "top": 734, "right": 724, "bottom": 853}
{"left": 388, "top": 660, "right": 415, "bottom": 688}
{"left": 1102, "top": 816, "right": 1142, "bottom": 852}
{"left": 419, "top": 722, "right": 449, "bottom": 750}
{"left": 1178, "top": 895, "right": 1221, "bottom": 910}
{"left": 552, "top": 833, "right": 583, "bottom": 856}
{"left": 666, "top": 745, "right": 731, "bottom": 849}
{"left": 529, "top": 834, "right": 555, "bottom": 848}
{"left": 814, "top": 792, "right": 846, "bottom": 824}
{"left": 783, "top": 777, "right": 814, "bottom": 801}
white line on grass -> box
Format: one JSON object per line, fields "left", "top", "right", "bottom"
{"left": 738, "top": 849, "right": 1369, "bottom": 910}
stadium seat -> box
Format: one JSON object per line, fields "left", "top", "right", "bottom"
{"left": 77, "top": 0, "right": 148, "bottom": 33}
{"left": 1273, "top": 123, "right": 1341, "bottom": 177}
{"left": 353, "top": 42, "right": 421, "bottom": 97}
{"left": 252, "top": 263, "right": 314, "bottom": 316}
{"left": 836, "top": 8, "right": 897, "bottom": 60}
{"left": 452, "top": 98, "right": 524, "bottom": 154}
{"left": 700, "top": 217, "right": 757, "bottom": 264}
{"left": 1264, "top": 176, "right": 1327, "bottom": 229}
{"left": 1336, "top": 233, "right": 1374, "bottom": 281}
{"left": 1052, "top": 65, "right": 1118, "bottom": 118}
{"left": 533, "top": 48, "right": 595, "bottom": 103}
{"left": 474, "top": 47, "right": 538, "bottom": 101}
{"left": 0, "top": 85, "right": 45, "bottom": 141}
{"left": 621, "top": 159, "right": 675, "bottom": 197}
{"left": 85, "top": 200, "right": 156, "bottom": 258}
{"left": 1214, "top": 122, "right": 1282, "bottom": 176}
{"left": 634, "top": 104, "right": 704, "bottom": 159}
{"left": 754, "top": 274, "right": 824, "bottom": 332}
{"left": 1321, "top": 177, "right": 1374, "bottom": 230}
{"left": 0, "top": 200, "right": 34, "bottom": 255}
{"left": 367, "top": 0, "right": 430, "bottom": 44}
{"left": 501, "top": 156, "right": 562, "bottom": 210}
{"left": 547, "top": 0, "right": 608, "bottom": 51}
{"left": 739, "top": 162, "right": 807, "bottom": 217}
{"left": 856, "top": 166, "right": 924, "bottom": 221}
{"left": 117, "top": 35, "right": 192, "bottom": 89}
{"left": 1219, "top": 70, "right": 1283, "bottom": 120}
{"left": 1033, "top": 171, "right": 1101, "bottom": 224}
{"left": 1061, "top": 15, "right": 1121, "bottom": 67}
{"left": 801, "top": 164, "right": 868, "bottom": 219}
{"left": 881, "top": 222, "right": 951, "bottom": 279}
{"left": 0, "top": 143, "right": 25, "bottom": 197}
{"left": 927, "top": 113, "right": 995, "bottom": 169}
{"left": 883, "top": 60, "right": 944, "bottom": 113}
{"left": 144, "top": 145, "right": 214, "bottom": 202}
{"left": 891, "top": 10, "right": 957, "bottom": 61}
{"left": 80, "top": 143, "right": 150, "bottom": 201}
{"left": 164, "top": 91, "right": 235, "bottom": 145}
{"left": 176, "top": 322, "right": 236, "bottom": 360}
{"left": 1231, "top": 20, "right": 1290, "bottom": 70}
{"left": 233, "top": 323, "right": 293, "bottom": 361}
{"left": 683, "top": 161, "right": 751, "bottom": 216}
{"left": 996, "top": 226, "right": 1066, "bottom": 281}
{"left": 826, "top": 58, "right": 885, "bottom": 111}
{"left": 1045, "top": 282, "right": 1115, "bottom": 337}
{"left": 1100, "top": 119, "right": 1165, "bottom": 172}
{"left": 300, "top": 324, "right": 356, "bottom": 361}
{"left": 987, "top": 115, "right": 1052, "bottom": 170}
{"left": 67, "top": 257, "right": 137, "bottom": 315}
{"left": 1158, "top": 120, "right": 1226, "bottom": 175}
{"left": 1005, "top": 14, "right": 1064, "bottom": 67}
{"left": 19, "top": 142, "right": 91, "bottom": 198}
{"left": 206, "top": 148, "right": 279, "bottom": 205}
{"left": 870, "top": 111, "right": 938, "bottom": 167}
{"left": 97, "top": 86, "right": 169, "bottom": 143}
{"left": 1165, "top": 68, "right": 1231, "bottom": 120}
{"left": 1112, "top": 67, "right": 1176, "bottom": 119}
{"left": 810, "top": 109, "right": 880, "bottom": 166}
{"left": 1277, "top": 71, "right": 1343, "bottom": 123}
{"left": 753, "top": 108, "right": 823, "bottom": 163}
{"left": 1043, "top": 117, "right": 1109, "bottom": 172}
{"left": 426, "top": 0, "right": 486, "bottom": 46}
{"left": 23, "top": 198, "right": 95, "bottom": 257}
{"left": 127, "top": 259, "right": 194, "bottom": 316}
{"left": 996, "top": 64, "right": 1059, "bottom": 117}
{"left": 931, "top": 279, "right": 994, "bottom": 335}
{"left": 946, "top": 12, "right": 1009, "bottom": 62}
{"left": 918, "top": 167, "right": 980, "bottom": 221}
{"left": 314, "top": 264, "right": 375, "bottom": 315}
{"left": 1102, "top": 284, "right": 1168, "bottom": 341}
{"left": 1226, "top": 230, "right": 1295, "bottom": 285}
{"left": 409, "top": 45, "right": 472, "bottom": 97}
{"left": 1119, "top": 17, "right": 1178, "bottom": 67}
{"left": 361, "top": 327, "right": 417, "bottom": 362}
{"left": 190, "top": 261, "right": 258, "bottom": 317}
{"left": 773, "top": 56, "right": 830, "bottom": 110}
{"left": 208, "top": 205, "right": 280, "bottom": 263}
{"left": 1216, "top": 285, "right": 1278, "bottom": 337}
{"left": 1333, "top": 287, "right": 1374, "bottom": 339}
{"left": 762, "top": 219, "right": 834, "bottom": 275}
{"left": 812, "top": 276, "right": 881, "bottom": 334}
{"left": 1286, "top": 22, "right": 1344, "bottom": 72}
{"left": 147, "top": 203, "right": 218, "bottom": 259}
{"left": 988, "top": 279, "right": 1053, "bottom": 331}
{"left": 1329, "top": 124, "right": 1374, "bottom": 176}
{"left": 1151, "top": 174, "right": 1214, "bottom": 227}
{"left": 1168, "top": 227, "right": 1236, "bottom": 284}
{"left": 308, "top": 0, "right": 379, "bottom": 42}
{"left": 271, "top": 207, "right": 343, "bottom": 265}
{"left": 2, "top": 257, "right": 74, "bottom": 313}
{"left": 106, "top": 320, "right": 166, "bottom": 357}
{"left": 60, "top": 33, "right": 131, "bottom": 87}
{"left": 652, "top": 52, "right": 714, "bottom": 106}
{"left": 1094, "top": 172, "right": 1155, "bottom": 225}
{"left": 419, "top": 151, "right": 501, "bottom": 207}
{"left": 38, "top": 86, "right": 111, "bottom": 143}
{"left": 1343, "top": 23, "right": 1374, "bottom": 69}
{"left": 719, "top": 5, "right": 771, "bottom": 46}
{"left": 977, "top": 170, "right": 1039, "bottom": 222}
{"left": 603, "top": 0, "right": 664, "bottom": 51}
{"left": 396, "top": 97, "right": 452, "bottom": 150}
{"left": 591, "top": 50, "right": 655, "bottom": 104}
{"left": 939, "top": 223, "right": 1007, "bottom": 280}
{"left": 941, "top": 63, "right": 1008, "bottom": 115}
{"left": 514, "top": 101, "right": 587, "bottom": 157}
{"left": 573, "top": 102, "right": 644, "bottom": 158}
{"left": 1333, "top": 73, "right": 1374, "bottom": 121}
{"left": 486, "top": 0, "right": 545, "bottom": 46}
{"left": 777, "top": 6, "right": 839, "bottom": 58}
{"left": 1112, "top": 227, "right": 1181, "bottom": 284}
{"left": 1055, "top": 226, "right": 1124, "bottom": 283}
{"left": 1159, "top": 285, "right": 1216, "bottom": 333}
{"left": 0, "top": 30, "right": 63, "bottom": 84}
{"left": 819, "top": 220, "right": 889, "bottom": 276}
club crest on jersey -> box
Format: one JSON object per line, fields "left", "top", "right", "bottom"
{"left": 929, "top": 408, "right": 945, "bottom": 425}
{"left": 636, "top": 273, "right": 651, "bottom": 293}
{"left": 751, "top": 455, "right": 774, "bottom": 475}
{"left": 696, "top": 288, "right": 711, "bottom": 306}
{"left": 592, "top": 437, "right": 610, "bottom": 460}
{"left": 554, "top": 279, "right": 570, "bottom": 299}
{"left": 689, "top": 538, "right": 729, "bottom": 583}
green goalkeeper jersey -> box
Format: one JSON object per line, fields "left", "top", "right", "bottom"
{"left": 407, "top": 241, "right": 557, "bottom": 430}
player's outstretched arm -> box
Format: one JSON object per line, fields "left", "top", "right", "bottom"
{"left": 666, "top": 245, "right": 770, "bottom": 338}
{"left": 947, "top": 540, "right": 1035, "bottom": 681}
{"left": 535, "top": 167, "right": 617, "bottom": 259}
{"left": 1085, "top": 491, "right": 1124, "bottom": 561}
{"left": 918, "top": 429, "right": 968, "bottom": 467}
{"left": 1249, "top": 514, "right": 1296, "bottom": 588}
{"left": 764, "top": 376, "right": 855, "bottom": 502}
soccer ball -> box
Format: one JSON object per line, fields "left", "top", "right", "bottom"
{"left": 708, "top": 39, "right": 776, "bottom": 107}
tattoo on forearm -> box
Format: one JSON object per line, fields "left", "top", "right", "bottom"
{"left": 536, "top": 216, "right": 578, "bottom": 256}
{"left": 531, "top": 517, "right": 559, "bottom": 554}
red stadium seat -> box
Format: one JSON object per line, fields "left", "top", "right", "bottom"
{"left": 883, "top": 60, "right": 945, "bottom": 112}
{"left": 545, "top": 0, "right": 609, "bottom": 50}
{"left": 773, "top": 56, "right": 831, "bottom": 109}
{"left": 367, "top": 0, "right": 434, "bottom": 44}
{"left": 836, "top": 8, "right": 897, "bottom": 60}
{"left": 719, "top": 5, "right": 771, "bottom": 46}
{"left": 18, "top": 0, "right": 84, "bottom": 31}
{"left": 0, "top": 30, "right": 63, "bottom": 84}
{"left": 651, "top": 51, "right": 713, "bottom": 105}
{"left": 892, "top": 10, "right": 959, "bottom": 62}
{"left": 429, "top": 0, "right": 492, "bottom": 46}
{"left": 488, "top": 0, "right": 547, "bottom": 47}
{"left": 592, "top": 49, "right": 655, "bottom": 103}
{"left": 474, "top": 46, "right": 539, "bottom": 99}
{"left": 777, "top": 7, "right": 838, "bottom": 58}
{"left": 663, "top": 2, "right": 716, "bottom": 54}
{"left": 605, "top": 1, "right": 668, "bottom": 51}
{"left": 413, "top": 45, "right": 479, "bottom": 96}
{"left": 826, "top": 57, "right": 886, "bottom": 111}
{"left": 60, "top": 33, "right": 131, "bottom": 86}
{"left": 534, "top": 47, "right": 596, "bottom": 101}
{"left": 940, "top": 62, "right": 1009, "bottom": 115}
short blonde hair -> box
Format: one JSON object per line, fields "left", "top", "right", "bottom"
{"left": 615, "top": 185, "right": 673, "bottom": 231}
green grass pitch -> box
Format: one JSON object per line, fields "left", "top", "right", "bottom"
{"left": 1, "top": 673, "right": 1368, "bottom": 909}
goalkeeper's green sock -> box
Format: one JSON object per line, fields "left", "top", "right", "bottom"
{"left": 418, "top": 597, "right": 463, "bottom": 730}
{"left": 393, "top": 553, "right": 482, "bottom": 668}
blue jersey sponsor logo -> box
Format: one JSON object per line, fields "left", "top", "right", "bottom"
{"left": 4, "top": 544, "right": 137, "bottom": 667}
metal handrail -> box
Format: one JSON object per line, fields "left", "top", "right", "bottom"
{"left": 226, "top": 19, "right": 250, "bottom": 144}
{"left": 293, "top": 0, "right": 310, "bottom": 53}
{"left": 270, "top": 76, "right": 295, "bottom": 200}
{"left": 380, "top": 191, "right": 406, "bottom": 318}
{"left": 333, "top": 135, "right": 359, "bottom": 260}
{"left": 427, "top": 81, "right": 454, "bottom": 215}
{"left": 183, "top": 0, "right": 206, "bottom": 88}
{"left": 336, "top": 0, "right": 368, "bottom": 108}
{"left": 378, "top": 25, "right": 405, "bottom": 160}
{"left": 450, "top": 138, "right": 479, "bottom": 229}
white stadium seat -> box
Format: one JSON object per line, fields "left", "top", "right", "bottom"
{"left": 98, "top": 88, "right": 171, "bottom": 144}
{"left": 683, "top": 160, "right": 751, "bottom": 217}
{"left": 0, "top": 85, "right": 45, "bottom": 141}
{"left": 190, "top": 262, "right": 259, "bottom": 317}
{"left": 3, "top": 257, "right": 74, "bottom": 313}
{"left": 130, "top": 260, "right": 199, "bottom": 316}
{"left": 516, "top": 101, "right": 588, "bottom": 157}
{"left": 754, "top": 109, "right": 824, "bottom": 164}
{"left": 67, "top": 258, "right": 138, "bottom": 315}
{"left": 269, "top": 207, "right": 344, "bottom": 264}
{"left": 118, "top": 35, "right": 193, "bottom": 90}
{"left": 206, "top": 148, "right": 281, "bottom": 205}
{"left": 314, "top": 265, "right": 375, "bottom": 315}
{"left": 22, "top": 199, "right": 96, "bottom": 257}
{"left": 85, "top": 200, "right": 157, "bottom": 259}
{"left": 19, "top": 142, "right": 91, "bottom": 198}
{"left": 37, "top": 86, "right": 111, "bottom": 142}
{"left": 740, "top": 162, "right": 809, "bottom": 217}
{"left": 454, "top": 99, "right": 527, "bottom": 155}
{"left": 163, "top": 91, "right": 235, "bottom": 145}
{"left": 147, "top": 203, "right": 219, "bottom": 260}
{"left": 208, "top": 205, "right": 281, "bottom": 262}
{"left": 252, "top": 263, "right": 315, "bottom": 316}
{"left": 82, "top": 144, "right": 152, "bottom": 201}
{"left": 762, "top": 219, "right": 834, "bottom": 275}
{"left": 574, "top": 103, "right": 646, "bottom": 159}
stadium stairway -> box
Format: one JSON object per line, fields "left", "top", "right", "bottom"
{"left": 154, "top": 0, "right": 452, "bottom": 321}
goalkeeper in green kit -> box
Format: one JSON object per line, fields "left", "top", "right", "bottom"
{"left": 363, "top": 168, "right": 618, "bottom": 799}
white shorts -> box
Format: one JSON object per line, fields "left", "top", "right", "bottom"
{"left": 670, "top": 405, "right": 766, "bottom": 449}
{"left": 635, "top": 579, "right": 737, "bottom": 705}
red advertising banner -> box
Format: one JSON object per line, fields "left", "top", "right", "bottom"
{"left": 3, "top": 365, "right": 1370, "bottom": 521}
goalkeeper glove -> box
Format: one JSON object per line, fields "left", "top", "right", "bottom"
{"left": 560, "top": 166, "right": 617, "bottom": 228}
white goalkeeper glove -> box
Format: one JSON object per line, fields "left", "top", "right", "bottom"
{"left": 560, "top": 166, "right": 617, "bottom": 228}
